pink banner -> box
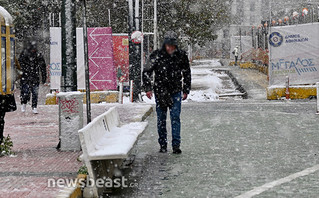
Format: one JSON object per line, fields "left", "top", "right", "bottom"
{"left": 88, "top": 27, "right": 117, "bottom": 90}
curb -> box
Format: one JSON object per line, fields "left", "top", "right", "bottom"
{"left": 46, "top": 91, "right": 119, "bottom": 105}
{"left": 213, "top": 69, "right": 248, "bottom": 99}
{"left": 267, "top": 86, "right": 317, "bottom": 100}
{"left": 56, "top": 174, "right": 86, "bottom": 198}
{"left": 239, "top": 62, "right": 268, "bottom": 75}
{"left": 141, "top": 106, "right": 154, "bottom": 121}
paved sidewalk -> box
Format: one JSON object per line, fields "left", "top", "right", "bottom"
{"left": 0, "top": 103, "right": 152, "bottom": 198}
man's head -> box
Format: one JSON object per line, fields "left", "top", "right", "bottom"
{"left": 24, "top": 39, "right": 37, "bottom": 51}
{"left": 165, "top": 44, "right": 177, "bottom": 55}
{"left": 163, "top": 31, "right": 178, "bottom": 55}
{"left": 30, "top": 41, "right": 37, "bottom": 52}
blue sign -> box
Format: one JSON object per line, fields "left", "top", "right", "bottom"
{"left": 269, "top": 32, "right": 283, "bottom": 47}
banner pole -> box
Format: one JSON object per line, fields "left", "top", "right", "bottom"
{"left": 268, "top": 0, "right": 272, "bottom": 85}
{"left": 82, "top": 0, "right": 91, "bottom": 123}
{"left": 316, "top": 82, "right": 319, "bottom": 114}
{"left": 130, "top": 80, "right": 134, "bottom": 102}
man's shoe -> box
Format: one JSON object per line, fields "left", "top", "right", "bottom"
{"left": 159, "top": 145, "right": 167, "bottom": 153}
{"left": 173, "top": 146, "right": 182, "bottom": 154}
{"left": 32, "top": 108, "right": 38, "bottom": 114}
{"left": 21, "top": 104, "right": 26, "bottom": 113}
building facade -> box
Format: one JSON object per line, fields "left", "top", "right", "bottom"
{"left": 213, "top": 0, "right": 319, "bottom": 58}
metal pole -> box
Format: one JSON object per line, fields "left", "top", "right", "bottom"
{"left": 49, "top": 13, "right": 52, "bottom": 27}
{"left": 82, "top": 0, "right": 91, "bottom": 123}
{"left": 130, "top": 80, "right": 134, "bottom": 102}
{"left": 257, "top": 28, "right": 260, "bottom": 49}
{"left": 263, "top": 28, "right": 266, "bottom": 50}
{"left": 239, "top": 27, "right": 242, "bottom": 53}
{"left": 128, "top": 0, "right": 135, "bottom": 101}
{"left": 128, "top": 0, "right": 134, "bottom": 29}
{"left": 135, "top": 0, "right": 140, "bottom": 31}
{"left": 251, "top": 27, "right": 254, "bottom": 49}
{"left": 311, "top": 6, "right": 315, "bottom": 23}
{"left": 108, "top": 9, "right": 111, "bottom": 27}
{"left": 119, "top": 82, "right": 123, "bottom": 104}
{"left": 316, "top": 82, "right": 319, "bottom": 114}
{"left": 61, "top": 0, "right": 77, "bottom": 92}
{"left": 128, "top": 0, "right": 142, "bottom": 102}
{"left": 154, "top": 0, "right": 157, "bottom": 50}
{"left": 59, "top": 12, "right": 61, "bottom": 27}
{"left": 141, "top": 0, "right": 144, "bottom": 84}
{"left": 269, "top": 0, "right": 272, "bottom": 79}
{"left": 134, "top": 0, "right": 141, "bottom": 101}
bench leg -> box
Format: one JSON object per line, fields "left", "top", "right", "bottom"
{"left": 83, "top": 159, "right": 99, "bottom": 197}
{"left": 91, "top": 159, "right": 124, "bottom": 195}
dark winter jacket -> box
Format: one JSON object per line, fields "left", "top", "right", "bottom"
{"left": 0, "top": 94, "right": 17, "bottom": 113}
{"left": 143, "top": 45, "right": 191, "bottom": 109}
{"left": 19, "top": 48, "right": 47, "bottom": 86}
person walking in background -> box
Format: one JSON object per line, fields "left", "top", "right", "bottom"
{"left": 143, "top": 31, "right": 191, "bottom": 154}
{"left": 0, "top": 57, "right": 20, "bottom": 145}
{"left": 19, "top": 40, "right": 47, "bottom": 114}
{"left": 233, "top": 46, "right": 239, "bottom": 66}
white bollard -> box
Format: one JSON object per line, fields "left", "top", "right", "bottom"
{"left": 57, "top": 92, "right": 84, "bottom": 151}
{"left": 317, "top": 82, "right": 319, "bottom": 115}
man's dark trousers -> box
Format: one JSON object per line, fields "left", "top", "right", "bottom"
{"left": 21, "top": 83, "right": 39, "bottom": 108}
{"left": 155, "top": 92, "right": 182, "bottom": 148}
{"left": 0, "top": 111, "right": 5, "bottom": 144}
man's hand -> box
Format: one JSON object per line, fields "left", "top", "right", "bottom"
{"left": 146, "top": 91, "right": 153, "bottom": 99}
{"left": 182, "top": 93, "right": 188, "bottom": 100}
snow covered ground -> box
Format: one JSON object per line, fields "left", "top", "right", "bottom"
{"left": 188, "top": 59, "right": 224, "bottom": 102}
{"left": 123, "top": 59, "right": 242, "bottom": 104}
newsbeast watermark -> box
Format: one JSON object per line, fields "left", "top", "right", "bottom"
{"left": 48, "top": 176, "right": 138, "bottom": 188}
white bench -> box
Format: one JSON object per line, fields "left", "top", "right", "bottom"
{"left": 78, "top": 107, "right": 148, "bottom": 196}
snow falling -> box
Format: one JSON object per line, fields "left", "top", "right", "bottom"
{"left": 1, "top": 0, "right": 319, "bottom": 198}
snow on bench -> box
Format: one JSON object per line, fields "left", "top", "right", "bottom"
{"left": 78, "top": 107, "right": 148, "bottom": 195}
{"left": 79, "top": 107, "right": 148, "bottom": 160}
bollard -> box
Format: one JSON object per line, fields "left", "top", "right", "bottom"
{"left": 317, "top": 82, "right": 319, "bottom": 115}
{"left": 130, "top": 80, "right": 134, "bottom": 102}
{"left": 57, "top": 92, "right": 84, "bottom": 151}
{"left": 285, "top": 76, "right": 290, "bottom": 100}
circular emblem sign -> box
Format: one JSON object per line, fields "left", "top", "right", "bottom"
{"left": 131, "top": 31, "right": 143, "bottom": 44}
{"left": 269, "top": 32, "right": 283, "bottom": 47}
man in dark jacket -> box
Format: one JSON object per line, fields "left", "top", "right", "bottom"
{"left": 143, "top": 31, "right": 191, "bottom": 154}
{"left": 19, "top": 41, "right": 47, "bottom": 114}
{"left": 0, "top": 57, "right": 19, "bottom": 145}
